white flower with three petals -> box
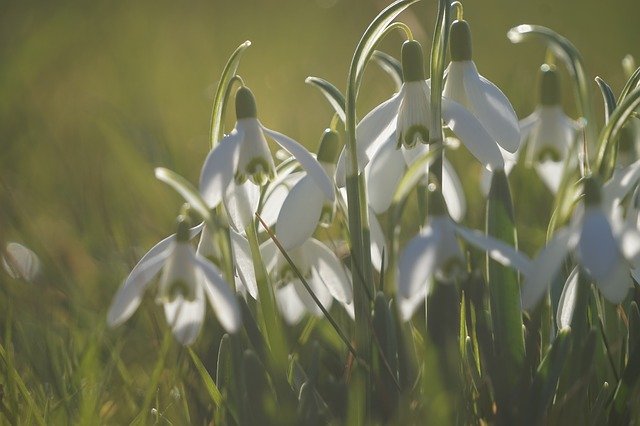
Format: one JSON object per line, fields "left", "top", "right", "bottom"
{"left": 107, "top": 219, "right": 241, "bottom": 346}
{"left": 199, "top": 86, "right": 334, "bottom": 219}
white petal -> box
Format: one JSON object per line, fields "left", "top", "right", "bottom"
{"left": 293, "top": 276, "right": 333, "bottom": 317}
{"left": 598, "top": 257, "right": 632, "bottom": 304}
{"left": 335, "top": 91, "right": 403, "bottom": 186}
{"left": 521, "top": 227, "right": 576, "bottom": 310}
{"left": 276, "top": 175, "right": 324, "bottom": 250}
{"left": 224, "top": 179, "right": 260, "bottom": 232}
{"left": 443, "top": 61, "right": 468, "bottom": 105}
{"left": 398, "top": 285, "right": 427, "bottom": 322}
{"left": 535, "top": 161, "right": 565, "bottom": 194}
{"left": 163, "top": 287, "right": 206, "bottom": 346}
{"left": 603, "top": 159, "right": 640, "bottom": 213}
{"left": 2, "top": 242, "right": 41, "bottom": 282}
{"left": 455, "top": 225, "right": 532, "bottom": 273}
{"left": 398, "top": 227, "right": 440, "bottom": 299}
{"left": 262, "top": 126, "right": 335, "bottom": 201}
{"left": 366, "top": 136, "right": 406, "bottom": 214}
{"left": 276, "top": 283, "right": 307, "bottom": 325}
{"left": 480, "top": 167, "right": 493, "bottom": 197}
{"left": 107, "top": 239, "right": 174, "bottom": 327}
{"left": 304, "top": 239, "right": 352, "bottom": 304}
{"left": 199, "top": 132, "right": 241, "bottom": 208}
{"left": 519, "top": 110, "right": 540, "bottom": 141}
{"left": 369, "top": 206, "right": 388, "bottom": 272}
{"left": 442, "top": 98, "right": 504, "bottom": 168}
{"left": 259, "top": 239, "right": 279, "bottom": 274}
{"left": 578, "top": 208, "right": 619, "bottom": 282}
{"left": 195, "top": 255, "right": 242, "bottom": 333}
{"left": 557, "top": 267, "right": 579, "bottom": 329}
{"left": 443, "top": 158, "right": 466, "bottom": 222}
{"left": 196, "top": 225, "right": 220, "bottom": 260}
{"left": 462, "top": 61, "right": 520, "bottom": 153}
{"left": 260, "top": 171, "right": 305, "bottom": 227}
{"left": 230, "top": 229, "right": 258, "bottom": 299}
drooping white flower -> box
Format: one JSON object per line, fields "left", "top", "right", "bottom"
{"left": 199, "top": 86, "right": 334, "bottom": 213}
{"left": 443, "top": 19, "right": 520, "bottom": 155}
{"left": 397, "top": 197, "right": 530, "bottom": 320}
{"left": 107, "top": 218, "right": 241, "bottom": 345}
{"left": 335, "top": 39, "right": 505, "bottom": 190}
{"left": 521, "top": 177, "right": 640, "bottom": 309}
{"left": 235, "top": 236, "right": 353, "bottom": 325}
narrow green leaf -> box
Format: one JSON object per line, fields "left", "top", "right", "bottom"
{"left": 525, "top": 328, "right": 572, "bottom": 424}
{"left": 154, "top": 167, "right": 213, "bottom": 225}
{"left": 595, "top": 76, "right": 617, "bottom": 123}
{"left": 619, "top": 65, "right": 640, "bottom": 102}
{"left": 390, "top": 145, "right": 442, "bottom": 211}
{"left": 372, "top": 50, "right": 403, "bottom": 90}
{"left": 187, "top": 348, "right": 224, "bottom": 408}
{"left": 209, "top": 40, "right": 251, "bottom": 148}
{"left": 597, "top": 87, "right": 640, "bottom": 179}
{"left": 238, "top": 296, "right": 268, "bottom": 362}
{"left": 305, "top": 76, "right": 346, "bottom": 122}
{"left": 610, "top": 307, "right": 640, "bottom": 424}
{"left": 372, "top": 292, "right": 400, "bottom": 397}
{"left": 242, "top": 350, "right": 276, "bottom": 424}
{"left": 628, "top": 302, "right": 640, "bottom": 356}
{"left": 485, "top": 170, "right": 525, "bottom": 389}
{"left": 216, "top": 334, "right": 232, "bottom": 396}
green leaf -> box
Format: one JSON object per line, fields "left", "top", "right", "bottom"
{"left": 373, "top": 292, "right": 400, "bottom": 400}
{"left": 596, "top": 86, "right": 640, "bottom": 179}
{"left": 209, "top": 40, "right": 251, "bottom": 148}
{"left": 610, "top": 303, "right": 640, "bottom": 424}
{"left": 595, "top": 76, "right": 617, "bottom": 123}
{"left": 619, "top": 65, "right": 640, "bottom": 102}
{"left": 372, "top": 50, "right": 403, "bottom": 90}
{"left": 188, "top": 348, "right": 224, "bottom": 409}
{"left": 154, "top": 167, "right": 214, "bottom": 226}
{"left": 485, "top": 170, "right": 525, "bottom": 392}
{"left": 305, "top": 76, "right": 346, "bottom": 122}
{"left": 238, "top": 296, "right": 268, "bottom": 362}
{"left": 242, "top": 350, "right": 276, "bottom": 424}
{"left": 390, "top": 145, "right": 442, "bottom": 211}
{"left": 525, "top": 328, "right": 572, "bottom": 424}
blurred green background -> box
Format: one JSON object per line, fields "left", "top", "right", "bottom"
{"left": 0, "top": 0, "right": 639, "bottom": 421}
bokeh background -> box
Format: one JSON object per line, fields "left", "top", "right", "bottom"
{"left": 1, "top": 0, "right": 639, "bottom": 421}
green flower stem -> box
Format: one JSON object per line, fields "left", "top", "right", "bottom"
{"left": 244, "top": 220, "right": 288, "bottom": 372}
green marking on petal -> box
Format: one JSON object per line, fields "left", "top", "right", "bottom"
{"left": 449, "top": 20, "right": 472, "bottom": 61}
{"left": 400, "top": 125, "right": 429, "bottom": 148}
{"left": 437, "top": 256, "right": 465, "bottom": 282}
{"left": 245, "top": 157, "right": 275, "bottom": 186}
{"left": 319, "top": 203, "right": 334, "bottom": 227}
{"left": 536, "top": 146, "right": 562, "bottom": 162}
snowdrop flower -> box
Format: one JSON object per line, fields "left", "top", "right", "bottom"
{"left": 521, "top": 177, "right": 640, "bottom": 309}
{"left": 258, "top": 237, "right": 353, "bottom": 325}
{"left": 199, "top": 86, "right": 334, "bottom": 213}
{"left": 276, "top": 129, "right": 339, "bottom": 250}
{"left": 519, "top": 65, "right": 580, "bottom": 193}
{"left": 2, "top": 242, "right": 41, "bottom": 282}
{"left": 443, "top": 19, "right": 520, "bottom": 155}
{"left": 335, "top": 39, "right": 504, "bottom": 189}
{"left": 107, "top": 217, "right": 241, "bottom": 345}
{"left": 398, "top": 194, "right": 529, "bottom": 320}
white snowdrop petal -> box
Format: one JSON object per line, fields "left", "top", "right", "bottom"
{"left": 261, "top": 171, "right": 305, "bottom": 226}
{"left": 603, "top": 159, "right": 640, "bottom": 212}
{"left": 598, "top": 258, "right": 632, "bottom": 304}
{"left": 262, "top": 126, "right": 335, "bottom": 201}
{"left": 163, "top": 288, "right": 206, "bottom": 346}
{"left": 443, "top": 61, "right": 468, "bottom": 105}
{"left": 578, "top": 208, "right": 619, "bottom": 282}
{"left": 398, "top": 286, "right": 427, "bottom": 322}
{"left": 2, "top": 242, "right": 41, "bottom": 282}
{"left": 304, "top": 239, "right": 352, "bottom": 304}
{"left": 276, "top": 175, "right": 325, "bottom": 250}
{"left": 107, "top": 241, "right": 174, "bottom": 327}
{"left": 292, "top": 276, "right": 333, "bottom": 317}
{"left": 521, "top": 227, "right": 575, "bottom": 310}
{"left": 442, "top": 98, "right": 504, "bottom": 169}
{"left": 230, "top": 229, "right": 258, "bottom": 299}
{"left": 462, "top": 61, "right": 520, "bottom": 153}
{"left": 369, "top": 206, "right": 388, "bottom": 272}
{"left": 557, "top": 267, "right": 579, "bottom": 330}
{"left": 276, "top": 283, "right": 307, "bottom": 325}
{"left": 455, "top": 225, "right": 532, "bottom": 273}
{"left": 196, "top": 255, "right": 242, "bottom": 333}
{"left": 398, "top": 228, "right": 440, "bottom": 299}
{"left": 535, "top": 161, "right": 565, "bottom": 194}
{"left": 199, "top": 132, "right": 241, "bottom": 208}
{"left": 224, "top": 179, "right": 260, "bottom": 232}
{"left": 443, "top": 158, "right": 466, "bottom": 222}
{"left": 367, "top": 136, "right": 406, "bottom": 214}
